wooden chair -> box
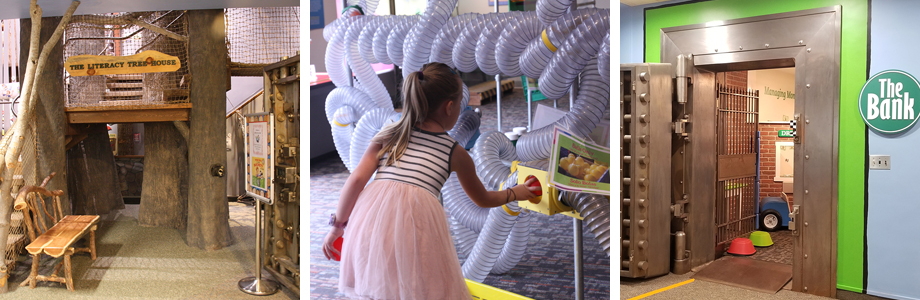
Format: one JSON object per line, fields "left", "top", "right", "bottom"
{"left": 14, "top": 173, "right": 99, "bottom": 291}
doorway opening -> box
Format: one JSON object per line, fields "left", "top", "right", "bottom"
{"left": 713, "top": 68, "right": 796, "bottom": 268}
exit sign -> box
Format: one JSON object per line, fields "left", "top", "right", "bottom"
{"left": 778, "top": 130, "right": 794, "bottom": 137}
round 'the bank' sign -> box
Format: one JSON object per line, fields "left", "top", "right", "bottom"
{"left": 859, "top": 70, "right": 920, "bottom": 133}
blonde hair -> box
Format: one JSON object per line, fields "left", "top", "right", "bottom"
{"left": 377, "top": 63, "right": 462, "bottom": 166}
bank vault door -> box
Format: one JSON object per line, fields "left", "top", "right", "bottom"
{"left": 660, "top": 7, "right": 841, "bottom": 297}
{"left": 714, "top": 84, "right": 759, "bottom": 254}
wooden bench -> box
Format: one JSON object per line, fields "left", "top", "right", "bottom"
{"left": 14, "top": 173, "right": 99, "bottom": 291}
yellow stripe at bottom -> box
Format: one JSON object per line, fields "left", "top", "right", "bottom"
{"left": 627, "top": 279, "right": 695, "bottom": 300}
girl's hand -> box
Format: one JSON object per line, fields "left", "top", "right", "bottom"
{"left": 322, "top": 227, "right": 345, "bottom": 261}
{"left": 514, "top": 176, "right": 542, "bottom": 204}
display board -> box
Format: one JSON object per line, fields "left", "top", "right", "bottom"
{"left": 548, "top": 126, "right": 610, "bottom": 195}
{"left": 245, "top": 112, "right": 274, "bottom": 204}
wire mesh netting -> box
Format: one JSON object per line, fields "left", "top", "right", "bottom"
{"left": 5, "top": 123, "right": 36, "bottom": 272}
{"left": 225, "top": 7, "right": 300, "bottom": 66}
{"left": 64, "top": 11, "right": 190, "bottom": 108}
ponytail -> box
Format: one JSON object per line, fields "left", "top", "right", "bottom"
{"left": 377, "top": 63, "right": 462, "bottom": 165}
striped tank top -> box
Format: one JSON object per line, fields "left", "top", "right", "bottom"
{"left": 375, "top": 128, "right": 458, "bottom": 198}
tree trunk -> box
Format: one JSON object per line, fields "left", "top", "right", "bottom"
{"left": 185, "top": 10, "right": 230, "bottom": 250}
{"left": 66, "top": 124, "right": 124, "bottom": 215}
{"left": 138, "top": 122, "right": 188, "bottom": 230}
{"left": 138, "top": 11, "right": 190, "bottom": 231}
{"left": 21, "top": 16, "right": 68, "bottom": 213}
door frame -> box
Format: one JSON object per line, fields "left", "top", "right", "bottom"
{"left": 660, "top": 6, "right": 841, "bottom": 297}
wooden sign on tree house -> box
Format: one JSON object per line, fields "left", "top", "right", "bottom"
{"left": 64, "top": 50, "right": 180, "bottom": 76}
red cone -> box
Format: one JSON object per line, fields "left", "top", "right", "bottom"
{"left": 727, "top": 238, "right": 756, "bottom": 256}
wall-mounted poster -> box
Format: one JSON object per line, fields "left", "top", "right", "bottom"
{"left": 245, "top": 113, "right": 274, "bottom": 204}
{"left": 310, "top": 0, "right": 324, "bottom": 30}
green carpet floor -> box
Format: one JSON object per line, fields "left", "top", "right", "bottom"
{"left": 8, "top": 203, "right": 297, "bottom": 299}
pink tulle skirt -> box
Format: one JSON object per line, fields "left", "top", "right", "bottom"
{"left": 339, "top": 179, "right": 472, "bottom": 300}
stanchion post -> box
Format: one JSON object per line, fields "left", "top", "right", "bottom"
{"left": 239, "top": 194, "right": 280, "bottom": 295}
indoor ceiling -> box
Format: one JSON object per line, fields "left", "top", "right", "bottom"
{"left": 0, "top": 0, "right": 298, "bottom": 20}
{"left": 620, "top": 0, "right": 673, "bottom": 6}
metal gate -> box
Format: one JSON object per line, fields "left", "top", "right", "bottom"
{"left": 715, "top": 83, "right": 759, "bottom": 250}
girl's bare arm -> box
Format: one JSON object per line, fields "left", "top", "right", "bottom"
{"left": 450, "top": 144, "right": 540, "bottom": 208}
{"left": 334, "top": 142, "right": 383, "bottom": 224}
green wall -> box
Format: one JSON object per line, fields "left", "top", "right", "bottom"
{"left": 643, "top": 0, "right": 868, "bottom": 292}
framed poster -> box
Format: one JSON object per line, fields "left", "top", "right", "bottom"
{"left": 245, "top": 112, "right": 274, "bottom": 204}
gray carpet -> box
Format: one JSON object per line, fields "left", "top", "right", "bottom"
{"left": 309, "top": 87, "right": 611, "bottom": 299}
{"left": 8, "top": 203, "right": 297, "bottom": 300}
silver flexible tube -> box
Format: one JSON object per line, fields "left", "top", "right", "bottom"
{"left": 348, "top": 108, "right": 401, "bottom": 171}
{"left": 495, "top": 11, "right": 543, "bottom": 77}
{"left": 372, "top": 17, "right": 397, "bottom": 64}
{"left": 536, "top": 0, "right": 573, "bottom": 26}
{"left": 598, "top": 32, "right": 610, "bottom": 83}
{"left": 347, "top": 16, "right": 393, "bottom": 110}
{"left": 332, "top": 106, "right": 357, "bottom": 171}
{"left": 449, "top": 213, "right": 478, "bottom": 258}
{"left": 325, "top": 86, "right": 377, "bottom": 170}
{"left": 538, "top": 10, "right": 609, "bottom": 99}
{"left": 490, "top": 208, "right": 530, "bottom": 275}
{"left": 475, "top": 12, "right": 512, "bottom": 76}
{"left": 452, "top": 14, "right": 489, "bottom": 73}
{"left": 516, "top": 58, "right": 608, "bottom": 161}
{"left": 325, "top": 16, "right": 357, "bottom": 87}
{"left": 461, "top": 171, "right": 521, "bottom": 282}
{"left": 387, "top": 15, "right": 419, "bottom": 67}
{"left": 447, "top": 109, "right": 481, "bottom": 147}
{"left": 402, "top": 0, "right": 459, "bottom": 76}
{"left": 430, "top": 13, "right": 477, "bottom": 68}
{"left": 324, "top": 86, "right": 377, "bottom": 126}
{"left": 323, "top": 17, "right": 340, "bottom": 42}
{"left": 519, "top": 8, "right": 600, "bottom": 79}
{"left": 442, "top": 172, "right": 489, "bottom": 234}
{"left": 358, "top": 15, "right": 380, "bottom": 64}
{"left": 471, "top": 131, "right": 518, "bottom": 191}
{"left": 489, "top": 167, "right": 535, "bottom": 275}
{"left": 560, "top": 191, "right": 611, "bottom": 255}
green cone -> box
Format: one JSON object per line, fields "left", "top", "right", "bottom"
{"left": 750, "top": 231, "right": 773, "bottom": 247}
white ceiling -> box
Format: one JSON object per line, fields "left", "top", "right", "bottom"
{"left": 620, "top": 0, "right": 673, "bottom": 6}
{"left": 0, "top": 0, "right": 299, "bottom": 20}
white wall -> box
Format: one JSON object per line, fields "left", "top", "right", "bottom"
{"left": 748, "top": 68, "right": 795, "bottom": 123}
{"left": 458, "top": 0, "right": 510, "bottom": 14}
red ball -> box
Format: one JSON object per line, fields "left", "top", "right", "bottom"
{"left": 332, "top": 237, "right": 344, "bottom": 261}
{"left": 527, "top": 175, "right": 542, "bottom": 196}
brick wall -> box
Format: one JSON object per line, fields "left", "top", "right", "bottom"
{"left": 725, "top": 71, "right": 748, "bottom": 87}
{"left": 759, "top": 123, "right": 794, "bottom": 203}
{"left": 721, "top": 71, "right": 796, "bottom": 203}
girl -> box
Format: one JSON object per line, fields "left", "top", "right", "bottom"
{"left": 323, "top": 62, "right": 542, "bottom": 299}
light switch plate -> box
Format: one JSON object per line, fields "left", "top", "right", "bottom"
{"left": 869, "top": 155, "right": 891, "bottom": 170}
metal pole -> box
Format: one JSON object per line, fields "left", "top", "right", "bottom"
{"left": 239, "top": 201, "right": 281, "bottom": 295}
{"left": 496, "top": 74, "right": 502, "bottom": 132}
{"left": 526, "top": 78, "right": 532, "bottom": 131}
{"left": 568, "top": 0, "right": 578, "bottom": 111}
{"left": 574, "top": 218, "right": 584, "bottom": 300}
{"left": 568, "top": 4, "right": 582, "bottom": 300}
{"left": 569, "top": 80, "right": 577, "bottom": 110}
{"left": 494, "top": 1, "right": 501, "bottom": 133}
